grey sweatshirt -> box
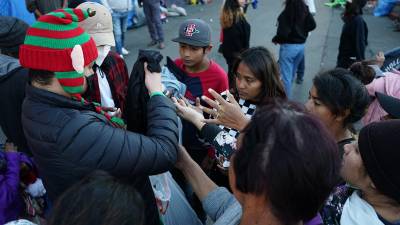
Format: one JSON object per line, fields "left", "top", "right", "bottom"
{"left": 202, "top": 187, "right": 242, "bottom": 225}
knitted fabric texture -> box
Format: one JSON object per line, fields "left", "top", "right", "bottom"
{"left": 20, "top": 8, "right": 125, "bottom": 127}
{"left": 19, "top": 8, "right": 98, "bottom": 94}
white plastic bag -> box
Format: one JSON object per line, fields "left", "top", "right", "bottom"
{"left": 150, "top": 172, "right": 202, "bottom": 225}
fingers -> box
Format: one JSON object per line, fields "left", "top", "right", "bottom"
{"left": 208, "top": 88, "right": 227, "bottom": 105}
{"left": 201, "top": 95, "right": 220, "bottom": 110}
{"left": 143, "top": 62, "right": 149, "bottom": 73}
{"left": 226, "top": 90, "right": 239, "bottom": 105}
{"left": 201, "top": 106, "right": 218, "bottom": 117}
{"left": 178, "top": 98, "right": 187, "bottom": 107}
{"left": 201, "top": 118, "right": 220, "bottom": 124}
{"left": 195, "top": 97, "right": 201, "bottom": 107}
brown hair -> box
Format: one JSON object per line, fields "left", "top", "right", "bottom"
{"left": 349, "top": 60, "right": 378, "bottom": 85}
{"left": 220, "top": 0, "right": 244, "bottom": 29}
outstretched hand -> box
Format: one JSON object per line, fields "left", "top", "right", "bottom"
{"left": 200, "top": 89, "right": 250, "bottom": 131}
{"left": 375, "top": 51, "right": 385, "bottom": 67}
{"left": 172, "top": 97, "right": 206, "bottom": 130}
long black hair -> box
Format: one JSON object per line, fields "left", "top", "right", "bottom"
{"left": 232, "top": 47, "right": 287, "bottom": 103}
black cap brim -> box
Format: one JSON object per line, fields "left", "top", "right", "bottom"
{"left": 376, "top": 92, "right": 400, "bottom": 119}
{"left": 172, "top": 37, "right": 209, "bottom": 47}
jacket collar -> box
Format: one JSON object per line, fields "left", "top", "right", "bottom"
{"left": 25, "top": 84, "right": 96, "bottom": 112}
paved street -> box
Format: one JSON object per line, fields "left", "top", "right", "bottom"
{"left": 122, "top": 0, "right": 400, "bottom": 103}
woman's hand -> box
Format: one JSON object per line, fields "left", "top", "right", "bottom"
{"left": 173, "top": 97, "right": 206, "bottom": 130}
{"left": 200, "top": 89, "right": 250, "bottom": 131}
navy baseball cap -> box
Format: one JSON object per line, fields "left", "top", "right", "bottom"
{"left": 172, "top": 19, "right": 211, "bottom": 47}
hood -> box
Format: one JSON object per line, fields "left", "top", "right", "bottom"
{"left": 0, "top": 54, "right": 20, "bottom": 78}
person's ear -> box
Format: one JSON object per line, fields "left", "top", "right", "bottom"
{"left": 335, "top": 109, "right": 351, "bottom": 123}
{"left": 205, "top": 45, "right": 213, "bottom": 54}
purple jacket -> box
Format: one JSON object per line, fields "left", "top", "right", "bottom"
{"left": 0, "top": 152, "right": 23, "bottom": 224}
{"left": 305, "top": 213, "right": 324, "bottom": 225}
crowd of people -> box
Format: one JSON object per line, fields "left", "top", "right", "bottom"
{"left": 0, "top": 0, "right": 400, "bottom": 225}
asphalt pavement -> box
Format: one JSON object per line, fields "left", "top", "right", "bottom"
{"left": 122, "top": 0, "right": 400, "bottom": 103}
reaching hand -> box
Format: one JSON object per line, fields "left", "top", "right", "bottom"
{"left": 200, "top": 89, "right": 250, "bottom": 131}
{"left": 375, "top": 51, "right": 385, "bottom": 67}
{"left": 4, "top": 142, "right": 17, "bottom": 152}
{"left": 173, "top": 97, "right": 205, "bottom": 130}
{"left": 144, "top": 62, "right": 163, "bottom": 94}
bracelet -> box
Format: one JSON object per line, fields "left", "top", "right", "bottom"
{"left": 150, "top": 91, "right": 165, "bottom": 98}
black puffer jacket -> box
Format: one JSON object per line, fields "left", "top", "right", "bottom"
{"left": 21, "top": 85, "right": 178, "bottom": 224}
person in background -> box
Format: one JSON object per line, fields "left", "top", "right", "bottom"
{"left": 175, "top": 100, "right": 340, "bottom": 225}
{"left": 174, "top": 47, "right": 286, "bottom": 173}
{"left": 139, "top": 0, "right": 165, "bottom": 49}
{"left": 306, "top": 69, "right": 369, "bottom": 225}
{"left": 101, "top": 0, "right": 132, "bottom": 57}
{"left": 272, "top": 0, "right": 316, "bottom": 97}
{"left": 337, "top": 0, "right": 368, "bottom": 68}
{"left": 0, "top": 16, "right": 30, "bottom": 154}
{"left": 340, "top": 120, "right": 400, "bottom": 225}
{"left": 78, "top": 2, "right": 129, "bottom": 115}
{"left": 48, "top": 171, "right": 144, "bottom": 225}
{"left": 305, "top": 68, "right": 370, "bottom": 154}
{"left": 295, "top": 0, "right": 316, "bottom": 85}
{"left": 25, "top": 0, "right": 68, "bottom": 19}
{"left": 348, "top": 57, "right": 400, "bottom": 124}
{"left": 0, "top": 143, "right": 23, "bottom": 224}
{"left": 171, "top": 18, "right": 229, "bottom": 166}
{"left": 219, "top": 0, "right": 250, "bottom": 89}
{"left": 171, "top": 18, "right": 229, "bottom": 222}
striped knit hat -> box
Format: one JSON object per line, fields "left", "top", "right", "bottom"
{"left": 19, "top": 8, "right": 98, "bottom": 94}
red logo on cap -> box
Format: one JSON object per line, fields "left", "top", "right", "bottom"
{"left": 184, "top": 24, "right": 200, "bottom": 37}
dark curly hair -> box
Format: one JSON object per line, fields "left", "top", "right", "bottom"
{"left": 233, "top": 99, "right": 340, "bottom": 224}
{"left": 313, "top": 68, "right": 370, "bottom": 128}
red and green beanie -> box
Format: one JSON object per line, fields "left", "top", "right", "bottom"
{"left": 19, "top": 8, "right": 98, "bottom": 94}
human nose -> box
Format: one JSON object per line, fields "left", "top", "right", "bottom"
{"left": 305, "top": 100, "right": 312, "bottom": 112}
{"left": 236, "top": 77, "right": 245, "bottom": 89}
{"left": 343, "top": 143, "right": 352, "bottom": 155}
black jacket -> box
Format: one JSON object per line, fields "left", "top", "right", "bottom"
{"left": 272, "top": 8, "right": 316, "bottom": 44}
{"left": 337, "top": 15, "right": 368, "bottom": 68}
{"left": 0, "top": 55, "right": 30, "bottom": 154}
{"left": 220, "top": 17, "right": 251, "bottom": 64}
{"left": 125, "top": 50, "right": 163, "bottom": 133}
{"left": 22, "top": 85, "right": 178, "bottom": 225}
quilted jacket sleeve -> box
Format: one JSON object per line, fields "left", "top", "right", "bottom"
{"left": 57, "top": 95, "right": 179, "bottom": 176}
